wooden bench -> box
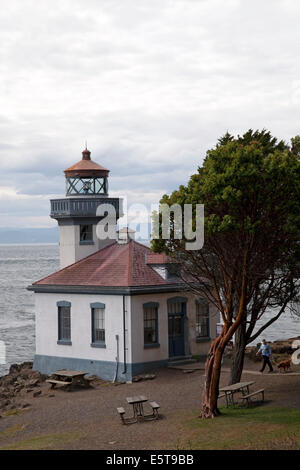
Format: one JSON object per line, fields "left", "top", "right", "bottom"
{"left": 46, "top": 379, "right": 71, "bottom": 389}
{"left": 148, "top": 401, "right": 160, "bottom": 419}
{"left": 241, "top": 389, "right": 265, "bottom": 407}
{"left": 117, "top": 407, "right": 138, "bottom": 425}
{"left": 117, "top": 407, "right": 126, "bottom": 424}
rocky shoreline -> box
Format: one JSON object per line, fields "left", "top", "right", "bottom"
{"left": 0, "top": 362, "right": 47, "bottom": 415}
{"left": 245, "top": 336, "right": 300, "bottom": 363}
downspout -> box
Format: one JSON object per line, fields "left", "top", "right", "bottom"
{"left": 122, "top": 294, "right": 127, "bottom": 375}
{"left": 112, "top": 334, "right": 119, "bottom": 383}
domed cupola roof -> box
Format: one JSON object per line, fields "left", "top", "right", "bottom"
{"left": 64, "top": 148, "right": 109, "bottom": 178}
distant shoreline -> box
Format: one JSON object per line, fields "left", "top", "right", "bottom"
{"left": 0, "top": 243, "right": 58, "bottom": 246}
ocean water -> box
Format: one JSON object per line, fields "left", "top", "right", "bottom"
{"left": 0, "top": 244, "right": 299, "bottom": 376}
{"left": 0, "top": 244, "right": 59, "bottom": 376}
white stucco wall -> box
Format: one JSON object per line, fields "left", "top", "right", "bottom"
{"left": 35, "top": 290, "right": 219, "bottom": 368}
{"left": 130, "top": 291, "right": 219, "bottom": 364}
{"left": 35, "top": 292, "right": 131, "bottom": 364}
{"left": 59, "top": 224, "right": 115, "bottom": 269}
{"left": 59, "top": 225, "right": 77, "bottom": 268}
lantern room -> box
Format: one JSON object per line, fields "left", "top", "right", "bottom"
{"left": 64, "top": 148, "right": 109, "bottom": 197}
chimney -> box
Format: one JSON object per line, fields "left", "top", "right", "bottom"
{"left": 117, "top": 227, "right": 136, "bottom": 244}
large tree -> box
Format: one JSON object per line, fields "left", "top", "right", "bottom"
{"left": 151, "top": 129, "right": 300, "bottom": 418}
{"left": 230, "top": 260, "right": 299, "bottom": 385}
{"left": 228, "top": 134, "right": 300, "bottom": 384}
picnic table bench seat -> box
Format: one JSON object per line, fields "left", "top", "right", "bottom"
{"left": 46, "top": 379, "right": 71, "bottom": 389}
{"left": 148, "top": 401, "right": 160, "bottom": 419}
{"left": 116, "top": 406, "right": 138, "bottom": 425}
{"left": 117, "top": 407, "right": 126, "bottom": 424}
{"left": 241, "top": 389, "right": 265, "bottom": 406}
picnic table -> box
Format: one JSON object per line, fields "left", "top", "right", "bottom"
{"left": 219, "top": 381, "right": 255, "bottom": 407}
{"left": 46, "top": 370, "right": 91, "bottom": 390}
{"left": 117, "top": 396, "right": 160, "bottom": 424}
{"left": 126, "top": 395, "right": 148, "bottom": 420}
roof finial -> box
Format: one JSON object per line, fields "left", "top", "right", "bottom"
{"left": 82, "top": 143, "right": 91, "bottom": 160}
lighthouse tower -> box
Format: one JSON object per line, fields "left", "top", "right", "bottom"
{"left": 51, "top": 147, "right": 121, "bottom": 269}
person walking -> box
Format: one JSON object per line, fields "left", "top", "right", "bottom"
{"left": 256, "top": 339, "right": 274, "bottom": 373}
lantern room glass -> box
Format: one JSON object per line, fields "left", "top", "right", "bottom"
{"left": 66, "top": 177, "right": 108, "bottom": 196}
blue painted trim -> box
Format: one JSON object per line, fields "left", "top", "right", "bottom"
{"left": 91, "top": 305, "right": 106, "bottom": 344}
{"left": 195, "top": 299, "right": 210, "bottom": 339}
{"left": 33, "top": 355, "right": 168, "bottom": 382}
{"left": 57, "top": 340, "right": 72, "bottom": 346}
{"left": 144, "top": 343, "right": 160, "bottom": 349}
{"left": 90, "top": 302, "right": 105, "bottom": 309}
{"left": 79, "top": 241, "right": 94, "bottom": 245}
{"left": 143, "top": 304, "right": 159, "bottom": 347}
{"left": 143, "top": 301, "right": 159, "bottom": 308}
{"left": 196, "top": 337, "right": 211, "bottom": 343}
{"left": 90, "top": 342, "right": 106, "bottom": 348}
{"left": 167, "top": 296, "right": 188, "bottom": 304}
{"left": 56, "top": 301, "right": 71, "bottom": 307}
{"left": 131, "top": 359, "right": 168, "bottom": 377}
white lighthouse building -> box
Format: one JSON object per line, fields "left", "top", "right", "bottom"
{"left": 51, "top": 147, "right": 120, "bottom": 269}
{"left": 29, "top": 148, "right": 218, "bottom": 381}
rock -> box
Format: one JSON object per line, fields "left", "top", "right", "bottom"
{"left": 132, "top": 376, "right": 143, "bottom": 382}
{"left": 22, "top": 362, "right": 33, "bottom": 369}
{"left": 22, "top": 403, "right": 30, "bottom": 408}
{"left": 0, "top": 375, "right": 16, "bottom": 388}
{"left": 27, "top": 379, "right": 39, "bottom": 388}
{"left": 132, "top": 374, "right": 156, "bottom": 382}
{"left": 9, "top": 364, "right": 21, "bottom": 375}
{"left": 0, "top": 400, "right": 11, "bottom": 409}
{"left": 33, "top": 390, "right": 41, "bottom": 398}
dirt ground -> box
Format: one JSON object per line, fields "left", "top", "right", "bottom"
{"left": 0, "top": 358, "right": 299, "bottom": 450}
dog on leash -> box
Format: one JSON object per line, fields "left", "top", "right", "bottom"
{"left": 277, "top": 359, "right": 291, "bottom": 372}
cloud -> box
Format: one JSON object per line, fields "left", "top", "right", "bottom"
{"left": 0, "top": 0, "right": 299, "bottom": 228}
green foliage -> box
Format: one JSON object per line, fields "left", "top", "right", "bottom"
{"left": 152, "top": 129, "right": 299, "bottom": 256}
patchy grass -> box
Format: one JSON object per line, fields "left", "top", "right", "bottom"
{"left": 3, "top": 408, "right": 26, "bottom": 417}
{"left": 1, "top": 423, "right": 27, "bottom": 437}
{"left": 165, "top": 407, "right": 300, "bottom": 450}
{"left": 0, "top": 431, "right": 83, "bottom": 450}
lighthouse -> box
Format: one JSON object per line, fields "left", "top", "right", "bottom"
{"left": 29, "top": 146, "right": 218, "bottom": 382}
{"left": 50, "top": 147, "right": 121, "bottom": 268}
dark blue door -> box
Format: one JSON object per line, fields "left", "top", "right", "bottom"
{"left": 168, "top": 314, "right": 185, "bottom": 357}
{"left": 168, "top": 299, "right": 186, "bottom": 357}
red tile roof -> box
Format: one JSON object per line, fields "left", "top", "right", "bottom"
{"left": 146, "top": 253, "right": 176, "bottom": 264}
{"left": 33, "top": 240, "right": 180, "bottom": 288}
{"left": 64, "top": 149, "right": 109, "bottom": 177}
{"left": 64, "top": 158, "right": 109, "bottom": 177}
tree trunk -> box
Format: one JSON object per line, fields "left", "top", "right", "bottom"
{"left": 201, "top": 337, "right": 224, "bottom": 418}
{"left": 229, "top": 323, "right": 247, "bottom": 385}
{"left": 201, "top": 269, "right": 248, "bottom": 418}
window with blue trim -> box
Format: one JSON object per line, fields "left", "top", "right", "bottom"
{"left": 92, "top": 306, "right": 105, "bottom": 344}
{"left": 144, "top": 303, "right": 158, "bottom": 345}
{"left": 196, "top": 301, "right": 210, "bottom": 338}
{"left": 58, "top": 303, "right": 71, "bottom": 341}
{"left": 80, "top": 224, "right": 93, "bottom": 243}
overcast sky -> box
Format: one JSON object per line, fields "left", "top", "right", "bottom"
{"left": 0, "top": 0, "right": 299, "bottom": 228}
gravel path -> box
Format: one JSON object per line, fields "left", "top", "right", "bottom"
{"left": 0, "top": 360, "right": 299, "bottom": 450}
